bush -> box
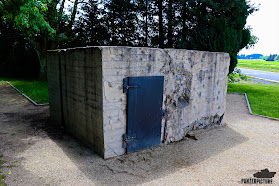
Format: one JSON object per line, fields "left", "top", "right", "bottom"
{"left": 228, "top": 68, "right": 248, "bottom": 83}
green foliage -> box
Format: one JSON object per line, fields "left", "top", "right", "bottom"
{"left": 238, "top": 53, "right": 263, "bottom": 59}
{"left": 0, "top": 20, "right": 40, "bottom": 78}
{"left": 175, "top": 0, "right": 255, "bottom": 73}
{"left": 228, "top": 68, "right": 248, "bottom": 83}
{"left": 245, "top": 35, "right": 259, "bottom": 49}
{"left": 237, "top": 60, "right": 279, "bottom": 73}
{"left": 105, "top": 0, "right": 138, "bottom": 45}
{"left": 0, "top": 0, "right": 76, "bottom": 78}
{"left": 0, "top": 0, "right": 55, "bottom": 36}
{"left": 265, "top": 54, "right": 278, "bottom": 61}
{"left": 0, "top": 0, "right": 256, "bottom": 78}
{"left": 228, "top": 83, "right": 279, "bottom": 119}
{"left": 74, "top": 0, "right": 110, "bottom": 46}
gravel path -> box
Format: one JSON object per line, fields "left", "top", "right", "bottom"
{"left": 1, "top": 82, "right": 279, "bottom": 185}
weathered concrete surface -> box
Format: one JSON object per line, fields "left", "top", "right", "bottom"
{"left": 47, "top": 48, "right": 104, "bottom": 157}
{"left": 101, "top": 47, "right": 230, "bottom": 158}
{"left": 47, "top": 46, "right": 230, "bottom": 158}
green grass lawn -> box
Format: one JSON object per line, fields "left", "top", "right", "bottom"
{"left": 0, "top": 77, "right": 48, "bottom": 104}
{"left": 237, "top": 59, "right": 279, "bottom": 73}
{"left": 228, "top": 83, "right": 279, "bottom": 119}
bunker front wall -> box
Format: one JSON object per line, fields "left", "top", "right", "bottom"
{"left": 102, "top": 47, "right": 230, "bottom": 158}
{"left": 47, "top": 48, "right": 105, "bottom": 156}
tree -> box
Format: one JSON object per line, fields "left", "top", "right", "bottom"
{"left": 0, "top": 0, "right": 80, "bottom": 79}
{"left": 135, "top": 0, "right": 152, "bottom": 46}
{"left": 165, "top": 0, "right": 174, "bottom": 48}
{"left": 0, "top": 0, "right": 54, "bottom": 78}
{"left": 135, "top": 0, "right": 161, "bottom": 47}
{"left": 0, "top": 0, "right": 55, "bottom": 36}
{"left": 245, "top": 35, "right": 259, "bottom": 50}
{"left": 0, "top": 13, "right": 40, "bottom": 77}
{"left": 75, "top": 0, "right": 109, "bottom": 46}
{"left": 175, "top": 0, "right": 255, "bottom": 73}
{"left": 104, "top": 0, "right": 138, "bottom": 46}
{"left": 158, "top": 0, "right": 164, "bottom": 48}
{"left": 1, "top": 0, "right": 255, "bottom": 77}
{"left": 266, "top": 54, "right": 277, "bottom": 61}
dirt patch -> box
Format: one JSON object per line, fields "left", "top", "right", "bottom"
{"left": 1, "top": 82, "right": 279, "bottom": 185}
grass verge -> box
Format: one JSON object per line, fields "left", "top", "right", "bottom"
{"left": 0, "top": 77, "right": 48, "bottom": 104}
{"left": 228, "top": 83, "right": 279, "bottom": 119}
{"left": 237, "top": 59, "right": 279, "bottom": 73}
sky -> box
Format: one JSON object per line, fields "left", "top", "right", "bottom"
{"left": 239, "top": 0, "right": 279, "bottom": 56}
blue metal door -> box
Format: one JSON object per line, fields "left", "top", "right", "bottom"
{"left": 124, "top": 76, "right": 164, "bottom": 153}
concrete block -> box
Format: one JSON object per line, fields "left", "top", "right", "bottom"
{"left": 47, "top": 46, "right": 230, "bottom": 159}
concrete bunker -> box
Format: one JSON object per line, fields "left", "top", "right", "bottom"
{"left": 47, "top": 46, "right": 230, "bottom": 159}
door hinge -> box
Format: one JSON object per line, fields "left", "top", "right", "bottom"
{"left": 123, "top": 134, "right": 135, "bottom": 144}
{"left": 123, "top": 78, "right": 138, "bottom": 93}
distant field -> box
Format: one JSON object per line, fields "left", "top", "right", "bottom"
{"left": 237, "top": 59, "right": 279, "bottom": 73}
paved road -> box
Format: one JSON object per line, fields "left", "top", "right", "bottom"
{"left": 239, "top": 68, "right": 279, "bottom": 83}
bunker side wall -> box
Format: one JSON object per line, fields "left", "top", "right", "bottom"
{"left": 101, "top": 47, "right": 230, "bottom": 158}
{"left": 47, "top": 47, "right": 105, "bottom": 157}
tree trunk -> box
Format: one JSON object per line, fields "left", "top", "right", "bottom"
{"left": 39, "top": 51, "right": 47, "bottom": 80}
{"left": 111, "top": 9, "right": 116, "bottom": 45}
{"left": 181, "top": 1, "right": 187, "bottom": 47}
{"left": 167, "top": 0, "right": 173, "bottom": 48}
{"left": 182, "top": 2, "right": 186, "bottom": 32}
{"left": 145, "top": 0, "right": 148, "bottom": 46}
{"left": 38, "top": 34, "right": 48, "bottom": 80}
{"left": 56, "top": 0, "right": 66, "bottom": 34}
{"left": 31, "top": 33, "right": 48, "bottom": 80}
{"left": 66, "top": 0, "right": 79, "bottom": 37}
{"left": 158, "top": 0, "right": 164, "bottom": 48}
